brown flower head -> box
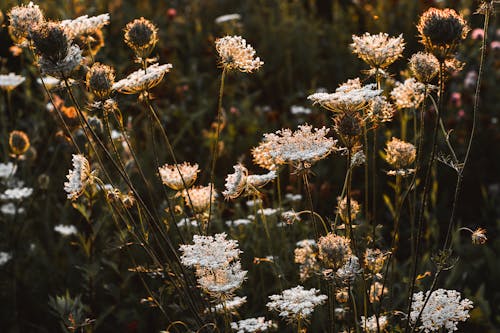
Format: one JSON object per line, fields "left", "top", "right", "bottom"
{"left": 124, "top": 17, "right": 158, "bottom": 59}
{"left": 9, "top": 130, "right": 30, "bottom": 156}
{"left": 86, "top": 63, "right": 115, "bottom": 100}
{"left": 409, "top": 52, "right": 439, "bottom": 84}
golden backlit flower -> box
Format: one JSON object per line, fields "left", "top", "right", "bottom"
{"left": 9, "top": 130, "right": 30, "bottom": 156}
{"left": 124, "top": 17, "right": 158, "bottom": 59}
{"left": 336, "top": 196, "right": 361, "bottom": 223}
{"left": 215, "top": 35, "right": 263, "bottom": 72}
{"left": 385, "top": 137, "right": 416, "bottom": 175}
{"left": 158, "top": 162, "right": 199, "bottom": 191}
{"left": 351, "top": 32, "right": 405, "bottom": 69}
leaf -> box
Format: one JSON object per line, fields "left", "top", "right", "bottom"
{"left": 383, "top": 194, "right": 396, "bottom": 218}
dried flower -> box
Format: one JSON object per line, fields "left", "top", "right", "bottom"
{"left": 471, "top": 227, "right": 487, "bottom": 245}
{"left": 335, "top": 255, "right": 361, "bottom": 284}
{"left": 64, "top": 154, "right": 93, "bottom": 200}
{"left": 8, "top": 2, "right": 44, "bottom": 45}
{"left": 231, "top": 317, "right": 276, "bottom": 333}
{"left": 211, "top": 296, "right": 247, "bottom": 314}
{"left": 336, "top": 196, "right": 361, "bottom": 223}
{"left": 158, "top": 162, "right": 199, "bottom": 191}
{"left": 182, "top": 184, "right": 215, "bottom": 214}
{"left": 61, "top": 14, "right": 110, "bottom": 37}
{"left": 361, "top": 315, "right": 388, "bottom": 333}
{"left": 267, "top": 286, "right": 327, "bottom": 322}
{"left": 367, "top": 96, "right": 395, "bottom": 123}
{"left": 385, "top": 137, "right": 416, "bottom": 173}
{"left": 333, "top": 111, "right": 364, "bottom": 148}
{"left": 417, "top": 8, "right": 469, "bottom": 60}
{"left": 351, "top": 32, "right": 405, "bottom": 69}
{"left": 364, "top": 248, "right": 387, "bottom": 274}
{"left": 9, "top": 130, "right": 30, "bottom": 156}
{"left": 0, "top": 73, "right": 25, "bottom": 91}
{"left": 124, "top": 17, "right": 158, "bottom": 59}
{"left": 251, "top": 140, "right": 278, "bottom": 171}
{"left": 215, "top": 35, "right": 263, "bottom": 72}
{"left": 369, "top": 282, "right": 388, "bottom": 303}
{"left": 410, "top": 289, "right": 473, "bottom": 332}
{"left": 86, "top": 63, "right": 115, "bottom": 100}
{"left": 112, "top": 63, "right": 172, "bottom": 94}
{"left": 222, "top": 164, "right": 276, "bottom": 199}
{"left": 409, "top": 52, "right": 439, "bottom": 84}
{"left": 318, "top": 233, "right": 352, "bottom": 270}
{"left": 294, "top": 239, "right": 319, "bottom": 281}
{"left": 391, "top": 78, "right": 426, "bottom": 109}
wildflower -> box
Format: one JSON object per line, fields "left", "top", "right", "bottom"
{"left": 285, "top": 193, "right": 302, "bottom": 201}
{"left": 257, "top": 208, "right": 279, "bottom": 216}
{"left": 86, "top": 63, "right": 115, "bottom": 100}
{"left": 211, "top": 296, "right": 247, "bottom": 314}
{"left": 471, "top": 227, "right": 487, "bottom": 245}
{"left": 231, "top": 317, "right": 276, "bottom": 333}
{"left": 251, "top": 140, "right": 278, "bottom": 171}
{"left": 246, "top": 198, "right": 262, "bottom": 207}
{"left": 54, "top": 224, "right": 78, "bottom": 236}
{"left": 333, "top": 111, "right": 364, "bottom": 148}
{"left": 179, "top": 233, "right": 241, "bottom": 270}
{"left": 294, "top": 239, "right": 319, "bottom": 281}
{"left": 226, "top": 218, "right": 252, "bottom": 227}
{"left": 262, "top": 124, "right": 337, "bottom": 171}
{"left": 0, "top": 162, "right": 17, "bottom": 179}
{"left": 60, "top": 14, "right": 110, "bottom": 37}
{"left": 281, "top": 210, "right": 301, "bottom": 225}
{"left": 0, "top": 252, "right": 12, "bottom": 266}
{"left": 158, "top": 162, "right": 199, "bottom": 191}
{"left": 36, "top": 76, "right": 60, "bottom": 89}
{"left": 182, "top": 184, "right": 216, "bottom": 214}
{"left": 367, "top": 96, "right": 395, "bottom": 123}
{"left": 215, "top": 14, "right": 241, "bottom": 25}
{"left": 318, "top": 233, "right": 352, "bottom": 270}
{"left": 364, "top": 248, "right": 387, "bottom": 274}
{"left": 8, "top": 1, "right": 44, "bottom": 45}
{"left": 0, "top": 73, "right": 25, "bottom": 91}
{"left": 308, "top": 78, "right": 381, "bottom": 113}
{"left": 1, "top": 187, "right": 33, "bottom": 201}
{"left": 391, "top": 78, "right": 426, "bottom": 109}
{"left": 290, "top": 105, "right": 312, "bottom": 115}
{"left": 360, "top": 315, "right": 388, "bottom": 333}
{"left": 385, "top": 137, "right": 416, "bottom": 175}
{"left": 369, "top": 282, "right": 388, "bottom": 302}
{"left": 267, "top": 285, "right": 327, "bottom": 322}
{"left": 124, "top": 17, "right": 158, "bottom": 59}
{"left": 336, "top": 196, "right": 361, "bottom": 223}
{"left": 64, "top": 154, "right": 93, "bottom": 201}
{"left": 417, "top": 8, "right": 469, "bottom": 60}
{"left": 409, "top": 52, "right": 439, "bottom": 84}
{"left": 351, "top": 150, "right": 366, "bottom": 167}
{"left": 177, "top": 218, "right": 198, "bottom": 228}
{"left": 9, "top": 130, "right": 30, "bottom": 156}
{"left": 351, "top": 32, "right": 405, "bottom": 69}
{"left": 197, "top": 261, "right": 247, "bottom": 296}
{"left": 112, "top": 63, "right": 172, "bottom": 94}
{"left": 1, "top": 203, "right": 25, "bottom": 215}
{"left": 410, "top": 289, "right": 473, "bottom": 332}
{"left": 335, "top": 255, "right": 361, "bottom": 284}
{"left": 222, "top": 164, "right": 276, "bottom": 199}
{"left": 215, "top": 35, "right": 263, "bottom": 72}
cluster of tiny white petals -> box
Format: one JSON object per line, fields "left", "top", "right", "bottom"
{"left": 39, "top": 44, "right": 83, "bottom": 78}
{"left": 257, "top": 208, "right": 279, "bottom": 216}
{"left": 1, "top": 187, "right": 33, "bottom": 201}
{"left": 223, "top": 164, "right": 276, "bottom": 199}
{"left": 8, "top": 1, "right": 44, "bottom": 45}
{"left": 263, "top": 124, "right": 337, "bottom": 166}
{"left": 158, "top": 162, "right": 199, "bottom": 191}
{"left": 360, "top": 315, "right": 388, "bottom": 332}
{"left": 247, "top": 170, "right": 277, "bottom": 188}
{"left": 61, "top": 13, "right": 110, "bottom": 36}
{"left": 390, "top": 78, "right": 426, "bottom": 109}
{"left": 179, "top": 233, "right": 241, "bottom": 270}
{"left": 308, "top": 78, "right": 381, "bottom": 113}
{"left": 197, "top": 262, "right": 247, "bottom": 294}
{"left": 1, "top": 203, "right": 25, "bottom": 215}
{"left": 351, "top": 32, "right": 405, "bottom": 68}
{"left": 215, "top": 35, "right": 263, "bottom": 72}
{"left": 182, "top": 184, "right": 216, "bottom": 213}
{"left": 0, "top": 162, "right": 17, "bottom": 179}
{"left": 215, "top": 13, "right": 241, "bottom": 24}
{"left": 410, "top": 289, "right": 473, "bottom": 332}
{"left": 0, "top": 252, "right": 12, "bottom": 266}
{"left": 0, "top": 73, "right": 25, "bottom": 91}
{"left": 211, "top": 296, "right": 247, "bottom": 313}
{"left": 231, "top": 317, "right": 276, "bottom": 333}
{"left": 64, "top": 154, "right": 92, "bottom": 201}
{"left": 112, "top": 63, "right": 173, "bottom": 94}
{"left": 226, "top": 218, "right": 252, "bottom": 227}
{"left": 54, "top": 224, "right": 78, "bottom": 236}
{"left": 267, "top": 285, "right": 327, "bottom": 320}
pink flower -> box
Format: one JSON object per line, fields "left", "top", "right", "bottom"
{"left": 450, "top": 92, "right": 462, "bottom": 108}
{"left": 491, "top": 41, "right": 500, "bottom": 51}
{"left": 471, "top": 29, "right": 484, "bottom": 40}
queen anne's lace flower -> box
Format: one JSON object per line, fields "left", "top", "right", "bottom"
{"left": 294, "top": 239, "right": 319, "bottom": 281}
{"left": 39, "top": 44, "right": 83, "bottom": 78}
{"left": 385, "top": 137, "right": 416, "bottom": 175}
{"left": 64, "top": 154, "right": 92, "bottom": 201}
{"left": 0, "top": 162, "right": 17, "bottom": 179}
{"left": 222, "top": 164, "right": 276, "bottom": 199}
{"left": 197, "top": 262, "right": 247, "bottom": 296}
{"left": 391, "top": 78, "right": 426, "bottom": 109}
{"left": 158, "top": 162, "right": 199, "bottom": 191}
{"left": 410, "top": 289, "right": 473, "bottom": 332}
{"left": 215, "top": 35, "right": 263, "bottom": 72}
{"left": 351, "top": 32, "right": 405, "bottom": 69}
{"left": 179, "top": 233, "right": 241, "bottom": 270}
{"left": 1, "top": 187, "right": 33, "bottom": 201}
{"left": 360, "top": 315, "right": 388, "bottom": 333}
{"left": 8, "top": 1, "right": 44, "bottom": 45}
{"left": 0, "top": 73, "right": 25, "bottom": 91}
{"left": 182, "top": 184, "right": 216, "bottom": 214}
{"left": 211, "top": 296, "right": 247, "bottom": 313}
{"left": 112, "top": 63, "right": 172, "bottom": 94}
{"left": 60, "top": 14, "right": 110, "bottom": 37}
{"left": 54, "top": 224, "right": 78, "bottom": 236}
{"left": 267, "top": 285, "right": 327, "bottom": 321}
{"left": 231, "top": 317, "right": 276, "bottom": 333}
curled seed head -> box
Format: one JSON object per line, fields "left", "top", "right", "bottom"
{"left": 9, "top": 130, "right": 30, "bottom": 156}
{"left": 124, "top": 17, "right": 158, "bottom": 59}
{"left": 86, "top": 63, "right": 115, "bottom": 100}
{"left": 31, "top": 22, "right": 71, "bottom": 63}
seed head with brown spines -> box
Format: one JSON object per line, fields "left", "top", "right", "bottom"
{"left": 409, "top": 52, "right": 439, "bottom": 84}
{"left": 317, "top": 233, "right": 352, "bottom": 270}
{"left": 9, "top": 130, "right": 30, "bottom": 156}
{"left": 31, "top": 22, "right": 71, "bottom": 63}
{"left": 8, "top": 2, "right": 44, "bottom": 45}
{"left": 86, "top": 63, "right": 115, "bottom": 100}
{"left": 124, "top": 17, "right": 158, "bottom": 59}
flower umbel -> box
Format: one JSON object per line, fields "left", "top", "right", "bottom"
{"left": 351, "top": 32, "right": 405, "bottom": 69}
{"left": 64, "top": 154, "right": 93, "bottom": 201}
{"left": 158, "top": 162, "right": 199, "bottom": 191}
{"left": 267, "top": 285, "right": 327, "bottom": 322}
{"left": 215, "top": 35, "right": 263, "bottom": 73}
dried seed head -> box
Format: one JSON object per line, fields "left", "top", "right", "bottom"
{"left": 8, "top": 2, "right": 44, "bottom": 45}
{"left": 364, "top": 248, "right": 387, "bottom": 274}
{"left": 182, "top": 184, "right": 215, "bottom": 214}
{"left": 369, "top": 282, "right": 388, "bottom": 303}
{"left": 318, "top": 233, "right": 352, "bottom": 270}
{"left": 391, "top": 78, "right": 426, "bottom": 110}
{"left": 385, "top": 137, "right": 416, "bottom": 170}
{"left": 75, "top": 29, "right": 104, "bottom": 57}
{"left": 417, "top": 8, "right": 469, "bottom": 60}
{"left": 471, "top": 227, "right": 487, "bottom": 245}
{"left": 31, "top": 22, "right": 71, "bottom": 63}
{"left": 336, "top": 196, "right": 361, "bottom": 223}
{"left": 86, "top": 63, "right": 115, "bottom": 100}
{"left": 368, "top": 96, "right": 395, "bottom": 123}
{"left": 124, "top": 17, "right": 158, "bottom": 59}
{"left": 9, "top": 130, "right": 30, "bottom": 156}
{"left": 333, "top": 111, "right": 364, "bottom": 148}
{"left": 409, "top": 52, "right": 439, "bottom": 83}
{"left": 64, "top": 154, "right": 93, "bottom": 201}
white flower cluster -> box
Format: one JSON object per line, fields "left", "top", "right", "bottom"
{"left": 267, "top": 285, "right": 327, "bottom": 321}
{"left": 39, "top": 45, "right": 83, "bottom": 78}
{"left": 262, "top": 124, "right": 337, "bottom": 167}
{"left": 61, "top": 13, "right": 110, "bottom": 37}
{"left": 0, "top": 187, "right": 33, "bottom": 201}
{"left": 390, "top": 78, "right": 426, "bottom": 109}
{"left": 308, "top": 78, "right": 381, "bottom": 113}
{"left": 360, "top": 315, "right": 388, "bottom": 333}
{"left": 231, "top": 317, "right": 276, "bottom": 333}
{"left": 351, "top": 32, "right": 405, "bottom": 69}
{"left": 64, "top": 154, "right": 92, "bottom": 201}
{"left": 54, "top": 224, "right": 78, "bottom": 236}
{"left": 222, "top": 164, "right": 276, "bottom": 199}
{"left": 211, "top": 296, "right": 247, "bottom": 313}
{"left": 158, "top": 162, "right": 199, "bottom": 191}
{"left": 180, "top": 233, "right": 247, "bottom": 298}
{"left": 0, "top": 163, "right": 17, "bottom": 179}
{"left": 215, "top": 35, "right": 263, "bottom": 73}
{"left": 410, "top": 289, "right": 473, "bottom": 332}
{"left": 0, "top": 73, "right": 25, "bottom": 91}
{"left": 112, "top": 63, "right": 173, "bottom": 94}
{"left": 215, "top": 13, "right": 241, "bottom": 25}
{"left": 0, "top": 252, "right": 12, "bottom": 266}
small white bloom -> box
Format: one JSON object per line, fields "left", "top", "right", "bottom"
{"left": 360, "top": 315, "right": 388, "bottom": 333}
{"left": 1, "top": 203, "right": 25, "bottom": 215}
{"left": 215, "top": 13, "right": 241, "bottom": 24}
{"left": 54, "top": 224, "right": 78, "bottom": 236}
{"left": 211, "top": 296, "right": 247, "bottom": 313}
{"left": 0, "top": 73, "right": 25, "bottom": 91}
{"left": 1, "top": 187, "right": 33, "bottom": 201}
{"left": 0, "top": 252, "right": 12, "bottom": 266}
{"left": 226, "top": 218, "right": 252, "bottom": 227}
{"left": 0, "top": 163, "right": 17, "bottom": 179}
{"left": 231, "top": 317, "right": 276, "bottom": 333}
{"left": 179, "top": 233, "right": 241, "bottom": 270}
{"left": 64, "top": 154, "right": 92, "bottom": 201}
{"left": 113, "top": 63, "right": 172, "bottom": 94}
{"left": 267, "top": 285, "right": 327, "bottom": 321}
{"left": 60, "top": 13, "right": 110, "bottom": 37}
